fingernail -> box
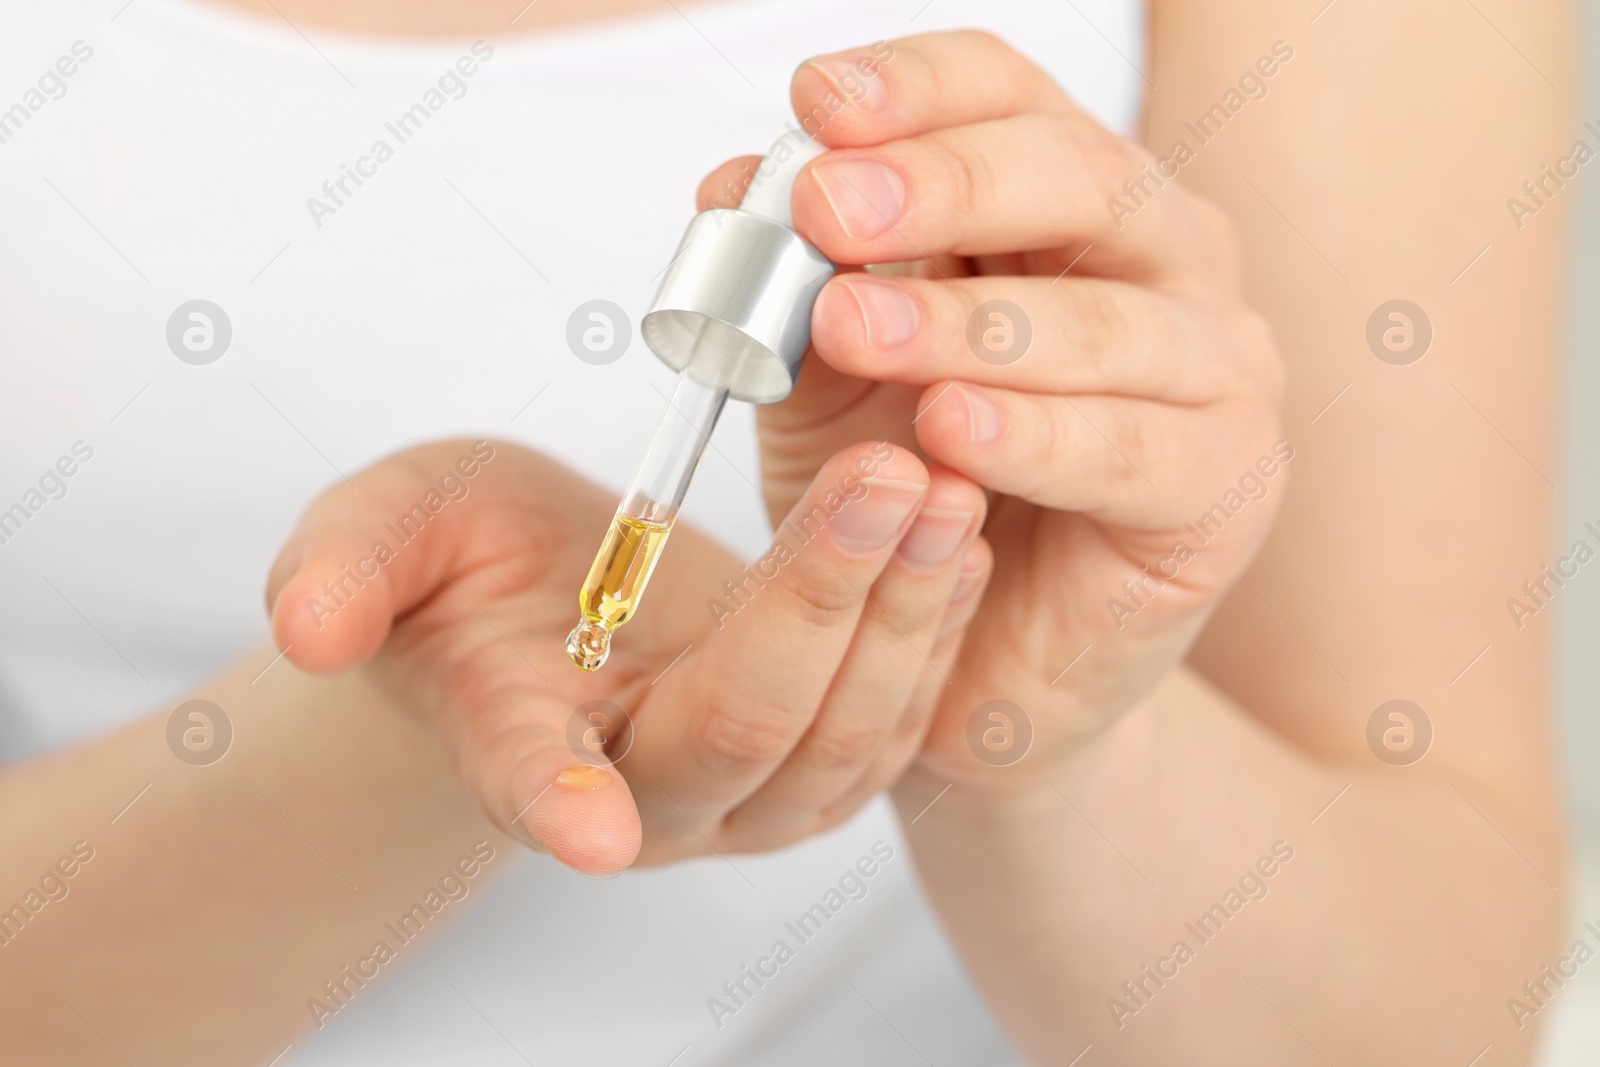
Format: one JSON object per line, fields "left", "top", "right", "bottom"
{"left": 830, "top": 477, "right": 924, "bottom": 554}
{"left": 555, "top": 764, "right": 611, "bottom": 790}
{"left": 950, "top": 562, "right": 985, "bottom": 603}
{"left": 958, "top": 384, "right": 1003, "bottom": 445}
{"left": 807, "top": 57, "right": 889, "bottom": 111}
{"left": 840, "top": 276, "right": 920, "bottom": 348}
{"left": 897, "top": 508, "right": 975, "bottom": 571}
{"left": 811, "top": 158, "right": 906, "bottom": 240}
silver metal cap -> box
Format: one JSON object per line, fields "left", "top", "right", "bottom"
{"left": 641, "top": 208, "right": 834, "bottom": 405}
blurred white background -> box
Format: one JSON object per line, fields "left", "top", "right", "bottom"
{"left": 1540, "top": 1, "right": 1600, "bottom": 1060}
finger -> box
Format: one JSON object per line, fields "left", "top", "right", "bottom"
{"left": 722, "top": 468, "right": 986, "bottom": 843}
{"left": 914, "top": 384, "right": 1278, "bottom": 527}
{"left": 811, "top": 272, "right": 1248, "bottom": 405}
{"left": 695, "top": 158, "right": 969, "bottom": 290}
{"left": 267, "top": 441, "right": 512, "bottom": 675}
{"left": 636, "top": 443, "right": 929, "bottom": 819}
{"left": 824, "top": 536, "right": 994, "bottom": 822}
{"left": 695, "top": 154, "right": 764, "bottom": 211}
{"left": 791, "top": 32, "right": 1072, "bottom": 148}
{"left": 408, "top": 668, "right": 643, "bottom": 876}
{"left": 793, "top": 112, "right": 1216, "bottom": 280}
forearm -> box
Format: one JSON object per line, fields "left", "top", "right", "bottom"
{"left": 1, "top": 648, "right": 505, "bottom": 1065}
{"left": 895, "top": 667, "right": 1563, "bottom": 1065}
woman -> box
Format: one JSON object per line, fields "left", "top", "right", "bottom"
{"left": 0, "top": 0, "right": 1574, "bottom": 1063}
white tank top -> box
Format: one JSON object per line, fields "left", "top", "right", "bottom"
{"left": 0, "top": 0, "right": 1142, "bottom": 1061}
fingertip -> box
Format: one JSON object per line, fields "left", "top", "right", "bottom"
{"left": 516, "top": 762, "right": 642, "bottom": 877}
{"left": 789, "top": 52, "right": 890, "bottom": 147}
{"left": 949, "top": 536, "right": 994, "bottom": 605}
{"left": 695, "top": 154, "right": 763, "bottom": 212}
{"left": 921, "top": 463, "right": 988, "bottom": 517}
{"left": 270, "top": 543, "right": 395, "bottom": 676}
{"left": 836, "top": 439, "right": 927, "bottom": 487}
{"left": 912, "top": 382, "right": 964, "bottom": 455}
{"left": 809, "top": 276, "right": 864, "bottom": 364}
{"left": 914, "top": 381, "right": 1005, "bottom": 467}
{"left": 811, "top": 275, "right": 927, "bottom": 382}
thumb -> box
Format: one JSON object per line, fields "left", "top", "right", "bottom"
{"left": 265, "top": 440, "right": 501, "bottom": 675}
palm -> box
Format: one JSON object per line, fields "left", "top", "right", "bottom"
{"left": 340, "top": 448, "right": 762, "bottom": 862}
{"left": 363, "top": 450, "right": 702, "bottom": 696}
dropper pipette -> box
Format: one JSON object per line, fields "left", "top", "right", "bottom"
{"left": 566, "top": 131, "right": 835, "bottom": 671}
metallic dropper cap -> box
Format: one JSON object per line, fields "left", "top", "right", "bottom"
{"left": 640, "top": 131, "right": 836, "bottom": 404}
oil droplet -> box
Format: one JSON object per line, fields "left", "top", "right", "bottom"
{"left": 566, "top": 618, "right": 612, "bottom": 672}
{"left": 555, "top": 764, "right": 611, "bottom": 790}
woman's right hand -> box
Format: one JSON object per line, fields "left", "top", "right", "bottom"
{"left": 265, "top": 438, "right": 988, "bottom": 876}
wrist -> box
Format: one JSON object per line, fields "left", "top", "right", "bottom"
{"left": 891, "top": 761, "right": 1066, "bottom": 834}
{"left": 895, "top": 670, "right": 1186, "bottom": 828}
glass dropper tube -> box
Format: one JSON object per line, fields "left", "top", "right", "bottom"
{"left": 563, "top": 129, "right": 831, "bottom": 671}
{"left": 565, "top": 364, "right": 729, "bottom": 671}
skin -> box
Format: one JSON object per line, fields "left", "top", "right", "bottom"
{"left": 713, "top": 26, "right": 1568, "bottom": 1059}
{"left": 265, "top": 440, "right": 990, "bottom": 869}
{"left": 0, "top": 2, "right": 1574, "bottom": 1065}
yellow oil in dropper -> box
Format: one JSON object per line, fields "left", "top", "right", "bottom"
{"left": 566, "top": 361, "right": 729, "bottom": 672}
{"left": 566, "top": 515, "right": 672, "bottom": 671}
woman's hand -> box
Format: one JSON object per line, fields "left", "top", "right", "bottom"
{"left": 265, "top": 438, "right": 985, "bottom": 875}
{"left": 699, "top": 31, "right": 1286, "bottom": 788}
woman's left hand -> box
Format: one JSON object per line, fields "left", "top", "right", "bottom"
{"left": 698, "top": 31, "right": 1287, "bottom": 788}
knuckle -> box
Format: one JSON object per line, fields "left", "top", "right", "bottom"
{"left": 461, "top": 687, "right": 556, "bottom": 768}
{"left": 476, "top": 724, "right": 561, "bottom": 831}
{"left": 1097, "top": 403, "right": 1148, "bottom": 493}
{"left": 1057, "top": 113, "right": 1131, "bottom": 202}
{"left": 1066, "top": 282, "right": 1130, "bottom": 371}
{"left": 1031, "top": 400, "right": 1068, "bottom": 486}
{"left": 888, "top": 701, "right": 935, "bottom": 750}
{"left": 776, "top": 565, "right": 865, "bottom": 627}
{"left": 803, "top": 723, "right": 883, "bottom": 771}
{"left": 995, "top": 398, "right": 1061, "bottom": 503}
{"left": 922, "top": 131, "right": 994, "bottom": 222}
{"left": 696, "top": 692, "right": 798, "bottom": 770}
{"left": 1205, "top": 303, "right": 1283, "bottom": 403}
{"left": 864, "top": 584, "right": 942, "bottom": 639}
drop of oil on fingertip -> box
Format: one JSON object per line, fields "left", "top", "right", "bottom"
{"left": 554, "top": 763, "right": 611, "bottom": 790}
